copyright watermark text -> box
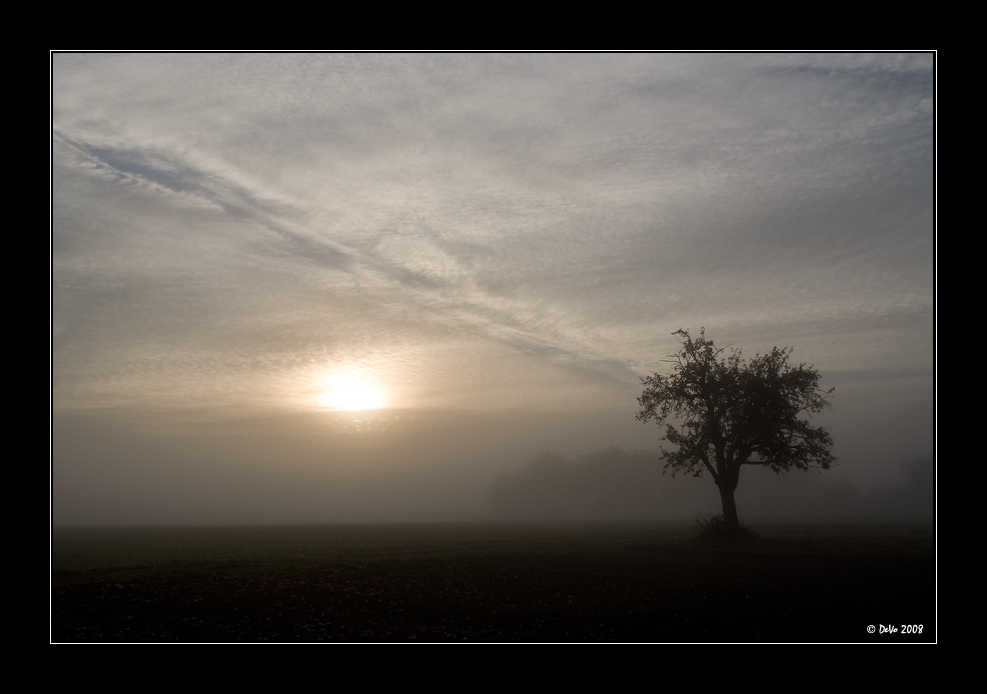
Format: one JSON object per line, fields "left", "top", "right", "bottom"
{"left": 867, "top": 624, "right": 923, "bottom": 635}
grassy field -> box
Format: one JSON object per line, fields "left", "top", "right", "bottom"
{"left": 51, "top": 522, "right": 935, "bottom": 643}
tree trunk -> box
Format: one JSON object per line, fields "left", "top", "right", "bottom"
{"left": 716, "top": 476, "right": 741, "bottom": 534}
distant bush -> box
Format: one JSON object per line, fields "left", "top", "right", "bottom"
{"left": 695, "top": 513, "right": 758, "bottom": 542}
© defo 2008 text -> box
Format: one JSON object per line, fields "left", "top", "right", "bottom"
{"left": 878, "top": 624, "right": 923, "bottom": 634}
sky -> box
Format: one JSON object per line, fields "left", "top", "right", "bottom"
{"left": 51, "top": 53, "right": 935, "bottom": 524}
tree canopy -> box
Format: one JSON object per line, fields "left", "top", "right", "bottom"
{"left": 637, "top": 329, "right": 835, "bottom": 533}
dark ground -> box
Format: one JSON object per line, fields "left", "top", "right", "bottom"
{"left": 51, "top": 523, "right": 935, "bottom": 643}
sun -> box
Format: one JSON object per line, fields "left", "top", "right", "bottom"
{"left": 317, "top": 374, "right": 385, "bottom": 410}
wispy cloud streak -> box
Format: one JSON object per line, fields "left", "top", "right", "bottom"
{"left": 52, "top": 53, "right": 934, "bottom": 413}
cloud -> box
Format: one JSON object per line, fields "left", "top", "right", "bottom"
{"left": 52, "top": 54, "right": 934, "bottom": 523}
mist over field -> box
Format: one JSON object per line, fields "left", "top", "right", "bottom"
{"left": 52, "top": 399, "right": 932, "bottom": 525}
{"left": 51, "top": 53, "right": 934, "bottom": 527}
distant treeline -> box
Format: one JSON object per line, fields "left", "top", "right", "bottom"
{"left": 486, "top": 448, "right": 934, "bottom": 522}
{"left": 486, "top": 448, "right": 713, "bottom": 520}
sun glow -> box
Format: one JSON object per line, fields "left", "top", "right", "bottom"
{"left": 318, "top": 374, "right": 386, "bottom": 411}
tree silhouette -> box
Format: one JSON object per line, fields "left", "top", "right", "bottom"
{"left": 637, "top": 329, "right": 835, "bottom": 535}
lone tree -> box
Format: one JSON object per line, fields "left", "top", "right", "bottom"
{"left": 637, "top": 329, "right": 835, "bottom": 534}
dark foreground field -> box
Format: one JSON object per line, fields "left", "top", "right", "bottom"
{"left": 52, "top": 523, "right": 935, "bottom": 643}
